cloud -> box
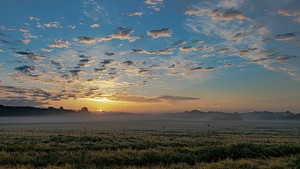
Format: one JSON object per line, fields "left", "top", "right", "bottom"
{"left": 0, "top": 39, "right": 11, "bottom": 44}
{"left": 189, "top": 67, "right": 214, "bottom": 71}
{"left": 29, "top": 16, "right": 39, "bottom": 21}
{"left": 42, "top": 22, "right": 61, "bottom": 28}
{"left": 15, "top": 65, "right": 35, "bottom": 74}
{"left": 0, "top": 85, "right": 65, "bottom": 102}
{"left": 41, "top": 48, "right": 53, "bottom": 52}
{"left": 272, "top": 55, "right": 297, "bottom": 62}
{"left": 67, "top": 25, "right": 76, "bottom": 29}
{"left": 15, "top": 52, "right": 45, "bottom": 61}
{"left": 110, "top": 94, "right": 200, "bottom": 103}
{"left": 179, "top": 46, "right": 203, "bottom": 52}
{"left": 100, "top": 59, "right": 114, "bottom": 67}
{"left": 110, "top": 27, "right": 140, "bottom": 42}
{"left": 75, "top": 36, "right": 97, "bottom": 44}
{"left": 48, "top": 39, "right": 71, "bottom": 48}
{"left": 251, "top": 54, "right": 297, "bottom": 64}
{"left": 294, "top": 17, "right": 300, "bottom": 23}
{"left": 124, "top": 12, "right": 143, "bottom": 16}
{"left": 274, "top": 33, "right": 296, "bottom": 41}
{"left": 144, "top": 0, "right": 163, "bottom": 5}
{"left": 144, "top": 0, "right": 163, "bottom": 11}
{"left": 277, "top": 9, "right": 300, "bottom": 17}
{"left": 185, "top": 8, "right": 208, "bottom": 15}
{"left": 172, "top": 40, "right": 186, "bottom": 46}
{"left": 138, "top": 68, "right": 149, "bottom": 75}
{"left": 50, "top": 60, "right": 62, "bottom": 67}
{"left": 82, "top": 0, "right": 109, "bottom": 22}
{"left": 104, "top": 52, "right": 115, "bottom": 56}
{"left": 217, "top": 0, "right": 244, "bottom": 9}
{"left": 208, "top": 8, "right": 251, "bottom": 21}
{"left": 122, "top": 60, "right": 134, "bottom": 66}
{"left": 69, "top": 69, "right": 82, "bottom": 77}
{"left": 158, "top": 95, "right": 200, "bottom": 101}
{"left": 20, "top": 39, "right": 30, "bottom": 45}
{"left": 90, "top": 23, "right": 100, "bottom": 28}
{"left": 0, "top": 98, "right": 47, "bottom": 107}
{"left": 94, "top": 68, "right": 106, "bottom": 72}
{"left": 97, "top": 36, "right": 112, "bottom": 42}
{"left": 147, "top": 28, "right": 171, "bottom": 39}
{"left": 216, "top": 48, "right": 230, "bottom": 54}
{"left": 78, "top": 58, "right": 92, "bottom": 67}
{"left": 131, "top": 48, "right": 174, "bottom": 55}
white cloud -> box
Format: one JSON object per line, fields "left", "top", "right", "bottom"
{"left": 29, "top": 16, "right": 39, "bottom": 21}
{"left": 21, "top": 39, "right": 30, "bottom": 45}
{"left": 44, "top": 22, "right": 61, "bottom": 28}
{"left": 90, "top": 24, "right": 100, "bottom": 28}
{"left": 74, "top": 37, "right": 97, "bottom": 44}
{"left": 125, "top": 12, "right": 143, "bottom": 16}
{"left": 147, "top": 28, "right": 171, "bottom": 39}
{"left": 48, "top": 39, "right": 71, "bottom": 48}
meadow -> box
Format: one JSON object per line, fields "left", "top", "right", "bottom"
{"left": 0, "top": 120, "right": 299, "bottom": 169}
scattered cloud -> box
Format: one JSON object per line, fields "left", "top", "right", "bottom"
{"left": 75, "top": 36, "right": 97, "bottom": 44}
{"left": 179, "top": 46, "right": 204, "bottom": 52}
{"left": 97, "top": 36, "right": 112, "bottom": 42}
{"left": 158, "top": 95, "right": 200, "bottom": 101}
{"left": 104, "top": 52, "right": 115, "bottom": 56}
{"left": 189, "top": 67, "right": 214, "bottom": 71}
{"left": 110, "top": 27, "right": 140, "bottom": 42}
{"left": 185, "top": 8, "right": 208, "bottom": 15}
{"left": 124, "top": 12, "right": 143, "bottom": 16}
{"left": 48, "top": 39, "right": 71, "bottom": 48}
{"left": 122, "top": 60, "right": 134, "bottom": 66}
{"left": 216, "top": 48, "right": 230, "bottom": 54}
{"left": 147, "top": 28, "right": 171, "bottom": 39}
{"left": 277, "top": 9, "right": 300, "bottom": 17}
{"left": 38, "top": 21, "right": 61, "bottom": 28}
{"left": 20, "top": 39, "right": 30, "bottom": 45}
{"left": 144, "top": 0, "right": 163, "bottom": 11}
{"left": 100, "top": 59, "right": 114, "bottom": 67}
{"left": 110, "top": 94, "right": 200, "bottom": 103}
{"left": 131, "top": 48, "right": 174, "bottom": 55}
{"left": 274, "top": 33, "right": 296, "bottom": 41}
{"left": 15, "top": 65, "right": 36, "bottom": 74}
{"left": 172, "top": 40, "right": 186, "bottom": 46}
{"left": 29, "top": 16, "right": 39, "bottom": 21}
{"left": 82, "top": 0, "right": 109, "bottom": 22}
{"left": 41, "top": 48, "right": 53, "bottom": 52}
{"left": 0, "top": 98, "right": 47, "bottom": 107}
{"left": 208, "top": 8, "right": 251, "bottom": 21}
{"left": 15, "top": 52, "right": 45, "bottom": 61}
{"left": 90, "top": 23, "right": 100, "bottom": 28}
{"left": 67, "top": 25, "right": 76, "bottom": 29}
{"left": 69, "top": 69, "right": 83, "bottom": 77}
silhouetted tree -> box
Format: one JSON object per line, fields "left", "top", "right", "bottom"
{"left": 80, "top": 107, "right": 89, "bottom": 112}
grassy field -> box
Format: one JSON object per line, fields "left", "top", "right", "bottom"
{"left": 0, "top": 121, "right": 299, "bottom": 168}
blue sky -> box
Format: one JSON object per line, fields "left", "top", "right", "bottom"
{"left": 0, "top": 0, "right": 300, "bottom": 113}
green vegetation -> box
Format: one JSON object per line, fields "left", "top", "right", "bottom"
{"left": 0, "top": 127, "right": 299, "bottom": 169}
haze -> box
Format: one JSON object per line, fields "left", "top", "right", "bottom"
{"left": 0, "top": 0, "right": 300, "bottom": 113}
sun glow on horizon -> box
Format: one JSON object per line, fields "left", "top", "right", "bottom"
{"left": 82, "top": 98, "right": 113, "bottom": 103}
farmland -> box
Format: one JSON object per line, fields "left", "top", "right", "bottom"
{"left": 0, "top": 120, "right": 299, "bottom": 169}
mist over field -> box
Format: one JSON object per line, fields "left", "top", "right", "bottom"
{"left": 1, "top": 0, "right": 300, "bottom": 168}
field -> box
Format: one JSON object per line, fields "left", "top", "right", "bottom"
{"left": 0, "top": 120, "right": 299, "bottom": 169}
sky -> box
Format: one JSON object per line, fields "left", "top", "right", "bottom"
{"left": 0, "top": 0, "right": 300, "bottom": 113}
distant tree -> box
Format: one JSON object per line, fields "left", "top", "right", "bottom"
{"left": 48, "top": 106, "right": 55, "bottom": 110}
{"left": 80, "top": 107, "right": 89, "bottom": 112}
{"left": 60, "top": 106, "right": 64, "bottom": 110}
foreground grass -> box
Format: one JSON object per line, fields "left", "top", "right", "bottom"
{"left": 0, "top": 128, "right": 299, "bottom": 168}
